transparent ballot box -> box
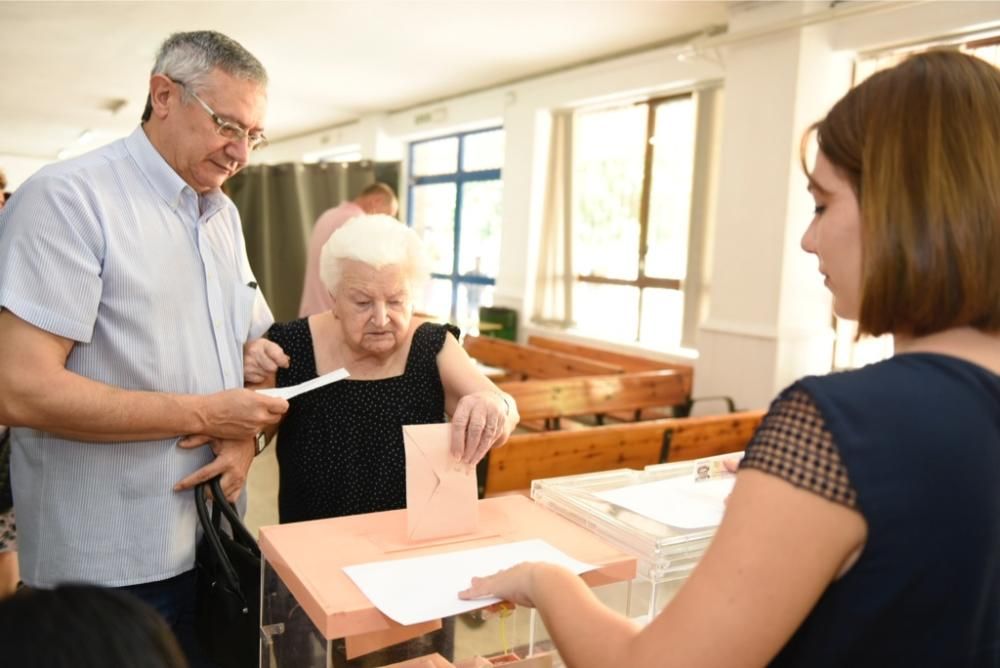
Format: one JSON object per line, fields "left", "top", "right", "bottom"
{"left": 531, "top": 454, "right": 738, "bottom": 622}
{"left": 258, "top": 495, "right": 636, "bottom": 667}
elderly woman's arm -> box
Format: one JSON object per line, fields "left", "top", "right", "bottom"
{"left": 437, "top": 334, "right": 520, "bottom": 465}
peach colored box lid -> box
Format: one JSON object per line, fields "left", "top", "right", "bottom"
{"left": 259, "top": 495, "right": 636, "bottom": 640}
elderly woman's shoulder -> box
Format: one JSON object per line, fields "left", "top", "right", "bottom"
{"left": 410, "top": 319, "right": 461, "bottom": 343}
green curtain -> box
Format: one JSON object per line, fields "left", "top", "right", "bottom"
{"left": 228, "top": 160, "right": 399, "bottom": 323}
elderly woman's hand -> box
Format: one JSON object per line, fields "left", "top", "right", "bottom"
{"left": 450, "top": 390, "right": 513, "bottom": 465}
{"left": 243, "top": 338, "right": 290, "bottom": 386}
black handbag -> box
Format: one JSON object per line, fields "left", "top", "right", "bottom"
{"left": 194, "top": 476, "right": 261, "bottom": 668}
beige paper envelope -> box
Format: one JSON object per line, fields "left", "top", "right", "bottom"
{"left": 403, "top": 423, "right": 478, "bottom": 541}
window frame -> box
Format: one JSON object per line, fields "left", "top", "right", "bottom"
{"left": 406, "top": 127, "right": 503, "bottom": 321}
{"left": 573, "top": 92, "right": 692, "bottom": 343}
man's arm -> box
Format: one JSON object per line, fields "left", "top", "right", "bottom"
{"left": 0, "top": 309, "right": 287, "bottom": 442}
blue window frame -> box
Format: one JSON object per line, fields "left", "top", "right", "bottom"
{"left": 407, "top": 127, "right": 504, "bottom": 323}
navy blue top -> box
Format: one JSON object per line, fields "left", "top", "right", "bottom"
{"left": 268, "top": 320, "right": 459, "bottom": 523}
{"left": 764, "top": 353, "right": 1000, "bottom": 667}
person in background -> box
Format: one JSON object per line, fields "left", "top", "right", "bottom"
{"left": 461, "top": 50, "right": 1000, "bottom": 667}
{"left": 0, "top": 426, "right": 15, "bottom": 599}
{"left": 0, "top": 584, "right": 188, "bottom": 668}
{"left": 298, "top": 181, "right": 399, "bottom": 317}
{"left": 0, "top": 173, "right": 14, "bottom": 597}
{"left": 0, "top": 31, "right": 288, "bottom": 666}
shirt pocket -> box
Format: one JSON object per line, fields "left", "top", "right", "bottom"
{"left": 230, "top": 280, "right": 257, "bottom": 344}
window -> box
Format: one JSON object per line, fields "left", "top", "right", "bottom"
{"left": 572, "top": 95, "right": 697, "bottom": 349}
{"left": 407, "top": 128, "right": 504, "bottom": 325}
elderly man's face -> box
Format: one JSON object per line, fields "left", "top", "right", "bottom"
{"left": 332, "top": 260, "right": 413, "bottom": 357}
{"left": 162, "top": 68, "right": 266, "bottom": 193}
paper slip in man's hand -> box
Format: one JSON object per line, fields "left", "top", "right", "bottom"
{"left": 404, "top": 423, "right": 478, "bottom": 541}
{"left": 256, "top": 368, "right": 350, "bottom": 400}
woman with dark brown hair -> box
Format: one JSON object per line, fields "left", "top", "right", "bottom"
{"left": 461, "top": 50, "right": 1000, "bottom": 667}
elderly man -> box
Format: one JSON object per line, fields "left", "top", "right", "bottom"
{"left": 0, "top": 31, "right": 287, "bottom": 665}
{"left": 298, "top": 181, "right": 399, "bottom": 316}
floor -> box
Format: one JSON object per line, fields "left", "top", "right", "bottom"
{"left": 245, "top": 440, "right": 280, "bottom": 538}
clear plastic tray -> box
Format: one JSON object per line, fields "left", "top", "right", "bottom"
{"left": 530, "top": 453, "right": 740, "bottom": 584}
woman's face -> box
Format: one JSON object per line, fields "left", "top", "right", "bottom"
{"left": 332, "top": 260, "right": 413, "bottom": 356}
{"left": 801, "top": 151, "right": 863, "bottom": 320}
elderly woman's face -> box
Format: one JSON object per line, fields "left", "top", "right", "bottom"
{"left": 332, "top": 259, "right": 413, "bottom": 355}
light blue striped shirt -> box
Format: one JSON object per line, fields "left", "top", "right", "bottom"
{"left": 0, "top": 126, "right": 272, "bottom": 587}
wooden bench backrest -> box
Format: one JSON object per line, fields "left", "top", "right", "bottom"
{"left": 464, "top": 335, "right": 623, "bottom": 379}
{"left": 526, "top": 335, "right": 692, "bottom": 374}
{"left": 484, "top": 420, "right": 670, "bottom": 495}
{"left": 483, "top": 409, "right": 766, "bottom": 495}
{"left": 499, "top": 369, "right": 692, "bottom": 423}
{"left": 661, "top": 410, "right": 766, "bottom": 463}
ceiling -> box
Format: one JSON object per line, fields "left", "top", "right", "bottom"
{"left": 0, "top": 1, "right": 729, "bottom": 162}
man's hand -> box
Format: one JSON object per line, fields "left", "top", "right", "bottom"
{"left": 173, "top": 437, "right": 254, "bottom": 502}
{"left": 195, "top": 388, "right": 287, "bottom": 441}
{"left": 243, "top": 338, "right": 289, "bottom": 386}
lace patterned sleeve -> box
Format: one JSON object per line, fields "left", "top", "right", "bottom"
{"left": 740, "top": 387, "right": 858, "bottom": 509}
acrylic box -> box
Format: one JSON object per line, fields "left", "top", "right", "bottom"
{"left": 530, "top": 453, "right": 739, "bottom": 621}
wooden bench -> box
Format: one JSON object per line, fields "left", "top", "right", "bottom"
{"left": 499, "top": 369, "right": 693, "bottom": 430}
{"left": 480, "top": 410, "right": 766, "bottom": 496}
{"left": 525, "top": 335, "right": 704, "bottom": 418}
{"left": 527, "top": 335, "right": 691, "bottom": 373}
{"left": 464, "top": 335, "right": 623, "bottom": 381}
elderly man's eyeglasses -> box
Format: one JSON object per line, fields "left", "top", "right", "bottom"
{"left": 171, "top": 79, "right": 268, "bottom": 151}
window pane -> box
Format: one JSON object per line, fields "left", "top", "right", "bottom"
{"left": 462, "top": 129, "right": 505, "bottom": 172}
{"left": 572, "top": 282, "right": 639, "bottom": 342}
{"left": 412, "top": 137, "right": 458, "bottom": 176}
{"left": 456, "top": 282, "right": 495, "bottom": 331}
{"left": 410, "top": 183, "right": 456, "bottom": 274}
{"left": 420, "top": 278, "right": 454, "bottom": 320}
{"left": 638, "top": 287, "right": 684, "bottom": 350}
{"left": 458, "top": 181, "right": 503, "bottom": 277}
{"left": 573, "top": 105, "right": 646, "bottom": 280}
{"left": 645, "top": 97, "right": 695, "bottom": 280}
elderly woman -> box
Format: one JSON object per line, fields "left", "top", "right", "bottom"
{"left": 245, "top": 214, "right": 519, "bottom": 524}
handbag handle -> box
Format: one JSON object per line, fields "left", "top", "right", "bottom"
{"left": 195, "top": 477, "right": 247, "bottom": 609}
{"left": 207, "top": 477, "right": 261, "bottom": 558}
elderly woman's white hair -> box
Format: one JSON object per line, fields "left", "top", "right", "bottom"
{"left": 319, "top": 214, "right": 431, "bottom": 295}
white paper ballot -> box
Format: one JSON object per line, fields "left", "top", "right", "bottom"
{"left": 594, "top": 476, "right": 735, "bottom": 530}
{"left": 256, "top": 368, "right": 350, "bottom": 400}
{"left": 343, "top": 539, "right": 595, "bottom": 626}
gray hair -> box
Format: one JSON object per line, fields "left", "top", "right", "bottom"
{"left": 141, "top": 31, "right": 267, "bottom": 122}
{"left": 320, "top": 215, "right": 431, "bottom": 296}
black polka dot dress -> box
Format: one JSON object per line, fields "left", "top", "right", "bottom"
{"left": 268, "top": 320, "right": 460, "bottom": 524}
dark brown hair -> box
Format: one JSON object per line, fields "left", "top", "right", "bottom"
{"left": 807, "top": 50, "right": 1000, "bottom": 337}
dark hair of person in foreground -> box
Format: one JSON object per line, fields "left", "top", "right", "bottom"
{"left": 0, "top": 584, "right": 188, "bottom": 668}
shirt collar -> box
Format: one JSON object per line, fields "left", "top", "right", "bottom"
{"left": 124, "top": 125, "right": 228, "bottom": 221}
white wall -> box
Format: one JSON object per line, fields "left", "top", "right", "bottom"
{"left": 258, "top": 0, "right": 1000, "bottom": 408}
{"left": 0, "top": 154, "right": 50, "bottom": 191}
